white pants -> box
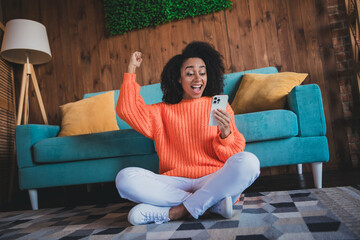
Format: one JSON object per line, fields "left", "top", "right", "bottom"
{"left": 115, "top": 151, "right": 260, "bottom": 219}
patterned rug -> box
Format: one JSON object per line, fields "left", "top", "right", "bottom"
{"left": 0, "top": 186, "right": 359, "bottom": 240}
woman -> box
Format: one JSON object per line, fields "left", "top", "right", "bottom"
{"left": 116, "top": 42, "right": 260, "bottom": 225}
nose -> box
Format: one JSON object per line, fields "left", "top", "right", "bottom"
{"left": 194, "top": 72, "right": 201, "bottom": 80}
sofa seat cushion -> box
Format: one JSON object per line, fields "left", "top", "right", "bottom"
{"left": 33, "top": 129, "right": 155, "bottom": 164}
{"left": 235, "top": 110, "right": 298, "bottom": 142}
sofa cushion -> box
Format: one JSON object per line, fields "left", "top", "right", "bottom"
{"left": 231, "top": 72, "right": 307, "bottom": 114}
{"left": 58, "top": 92, "right": 119, "bottom": 137}
{"left": 33, "top": 129, "right": 155, "bottom": 164}
{"left": 235, "top": 110, "right": 298, "bottom": 142}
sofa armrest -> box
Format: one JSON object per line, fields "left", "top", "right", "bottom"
{"left": 287, "top": 84, "right": 326, "bottom": 137}
{"left": 16, "top": 124, "right": 60, "bottom": 168}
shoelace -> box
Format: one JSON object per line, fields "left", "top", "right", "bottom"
{"left": 142, "top": 211, "right": 170, "bottom": 224}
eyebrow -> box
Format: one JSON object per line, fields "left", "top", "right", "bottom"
{"left": 185, "top": 65, "right": 206, "bottom": 69}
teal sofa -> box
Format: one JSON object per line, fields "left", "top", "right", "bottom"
{"left": 15, "top": 67, "right": 329, "bottom": 210}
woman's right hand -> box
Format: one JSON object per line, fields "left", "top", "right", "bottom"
{"left": 128, "top": 51, "right": 142, "bottom": 74}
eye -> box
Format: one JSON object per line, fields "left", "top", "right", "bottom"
{"left": 186, "top": 72, "right": 194, "bottom": 76}
{"left": 199, "top": 72, "right": 206, "bottom": 76}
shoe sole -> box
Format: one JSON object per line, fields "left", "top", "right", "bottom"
{"left": 128, "top": 204, "right": 144, "bottom": 225}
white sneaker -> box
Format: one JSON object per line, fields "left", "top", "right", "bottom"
{"left": 209, "top": 196, "right": 233, "bottom": 218}
{"left": 128, "top": 203, "right": 171, "bottom": 225}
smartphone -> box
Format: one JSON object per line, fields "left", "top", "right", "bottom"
{"left": 209, "top": 95, "right": 229, "bottom": 126}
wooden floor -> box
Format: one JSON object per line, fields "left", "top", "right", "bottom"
{"left": 1, "top": 169, "right": 359, "bottom": 212}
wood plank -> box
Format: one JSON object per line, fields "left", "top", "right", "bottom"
{"left": 224, "top": 0, "right": 257, "bottom": 72}
{"left": 64, "top": 0, "right": 83, "bottom": 102}
{"left": 286, "top": 0, "right": 308, "bottom": 73}
{"left": 189, "top": 15, "right": 206, "bottom": 44}
{"left": 107, "top": 34, "right": 126, "bottom": 90}
{"left": 248, "top": 0, "right": 269, "bottom": 68}
{"left": 146, "top": 27, "right": 163, "bottom": 84}
{"left": 271, "top": 0, "right": 296, "bottom": 71}
{"left": 262, "top": 1, "right": 282, "bottom": 69}
{"left": 84, "top": 0, "right": 102, "bottom": 93}
{"left": 75, "top": 1, "right": 93, "bottom": 97}
{"left": 170, "top": 19, "right": 188, "bottom": 58}
{"left": 157, "top": 21, "right": 173, "bottom": 80}
{"left": 213, "top": 10, "right": 232, "bottom": 73}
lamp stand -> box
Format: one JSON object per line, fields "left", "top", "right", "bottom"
{"left": 17, "top": 58, "right": 48, "bottom": 125}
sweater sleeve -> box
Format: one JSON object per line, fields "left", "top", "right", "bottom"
{"left": 116, "top": 73, "right": 160, "bottom": 140}
{"left": 212, "top": 104, "right": 246, "bottom": 162}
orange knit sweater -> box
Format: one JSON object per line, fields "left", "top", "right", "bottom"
{"left": 117, "top": 73, "right": 246, "bottom": 178}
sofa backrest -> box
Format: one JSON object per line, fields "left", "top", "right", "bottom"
{"left": 83, "top": 66, "right": 278, "bottom": 129}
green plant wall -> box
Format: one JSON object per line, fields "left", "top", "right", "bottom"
{"left": 103, "top": 0, "right": 232, "bottom": 35}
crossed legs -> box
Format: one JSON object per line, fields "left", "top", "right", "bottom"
{"left": 116, "top": 151, "right": 260, "bottom": 221}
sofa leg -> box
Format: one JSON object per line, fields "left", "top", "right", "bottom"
{"left": 28, "top": 189, "right": 39, "bottom": 210}
{"left": 86, "top": 184, "right": 92, "bottom": 193}
{"left": 297, "top": 164, "right": 303, "bottom": 174}
{"left": 311, "top": 162, "right": 323, "bottom": 189}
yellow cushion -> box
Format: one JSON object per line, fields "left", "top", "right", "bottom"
{"left": 58, "top": 91, "right": 119, "bottom": 137}
{"left": 231, "top": 72, "right": 308, "bottom": 114}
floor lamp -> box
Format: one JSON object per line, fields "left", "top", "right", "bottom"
{"left": 1, "top": 19, "right": 52, "bottom": 125}
{"left": 1, "top": 19, "right": 52, "bottom": 207}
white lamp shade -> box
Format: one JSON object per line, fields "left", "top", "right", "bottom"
{"left": 1, "top": 19, "right": 52, "bottom": 65}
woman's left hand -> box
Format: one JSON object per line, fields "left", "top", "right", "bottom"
{"left": 214, "top": 109, "right": 231, "bottom": 139}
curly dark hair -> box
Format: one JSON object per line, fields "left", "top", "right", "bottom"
{"left": 161, "top": 41, "right": 225, "bottom": 104}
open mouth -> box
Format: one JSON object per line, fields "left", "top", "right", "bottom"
{"left": 191, "top": 84, "right": 203, "bottom": 94}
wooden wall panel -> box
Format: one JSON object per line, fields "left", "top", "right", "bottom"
{"left": 272, "top": 0, "right": 296, "bottom": 71}
{"left": 1, "top": 0, "right": 356, "bottom": 176}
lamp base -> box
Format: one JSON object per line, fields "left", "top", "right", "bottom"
{"left": 17, "top": 62, "right": 48, "bottom": 125}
